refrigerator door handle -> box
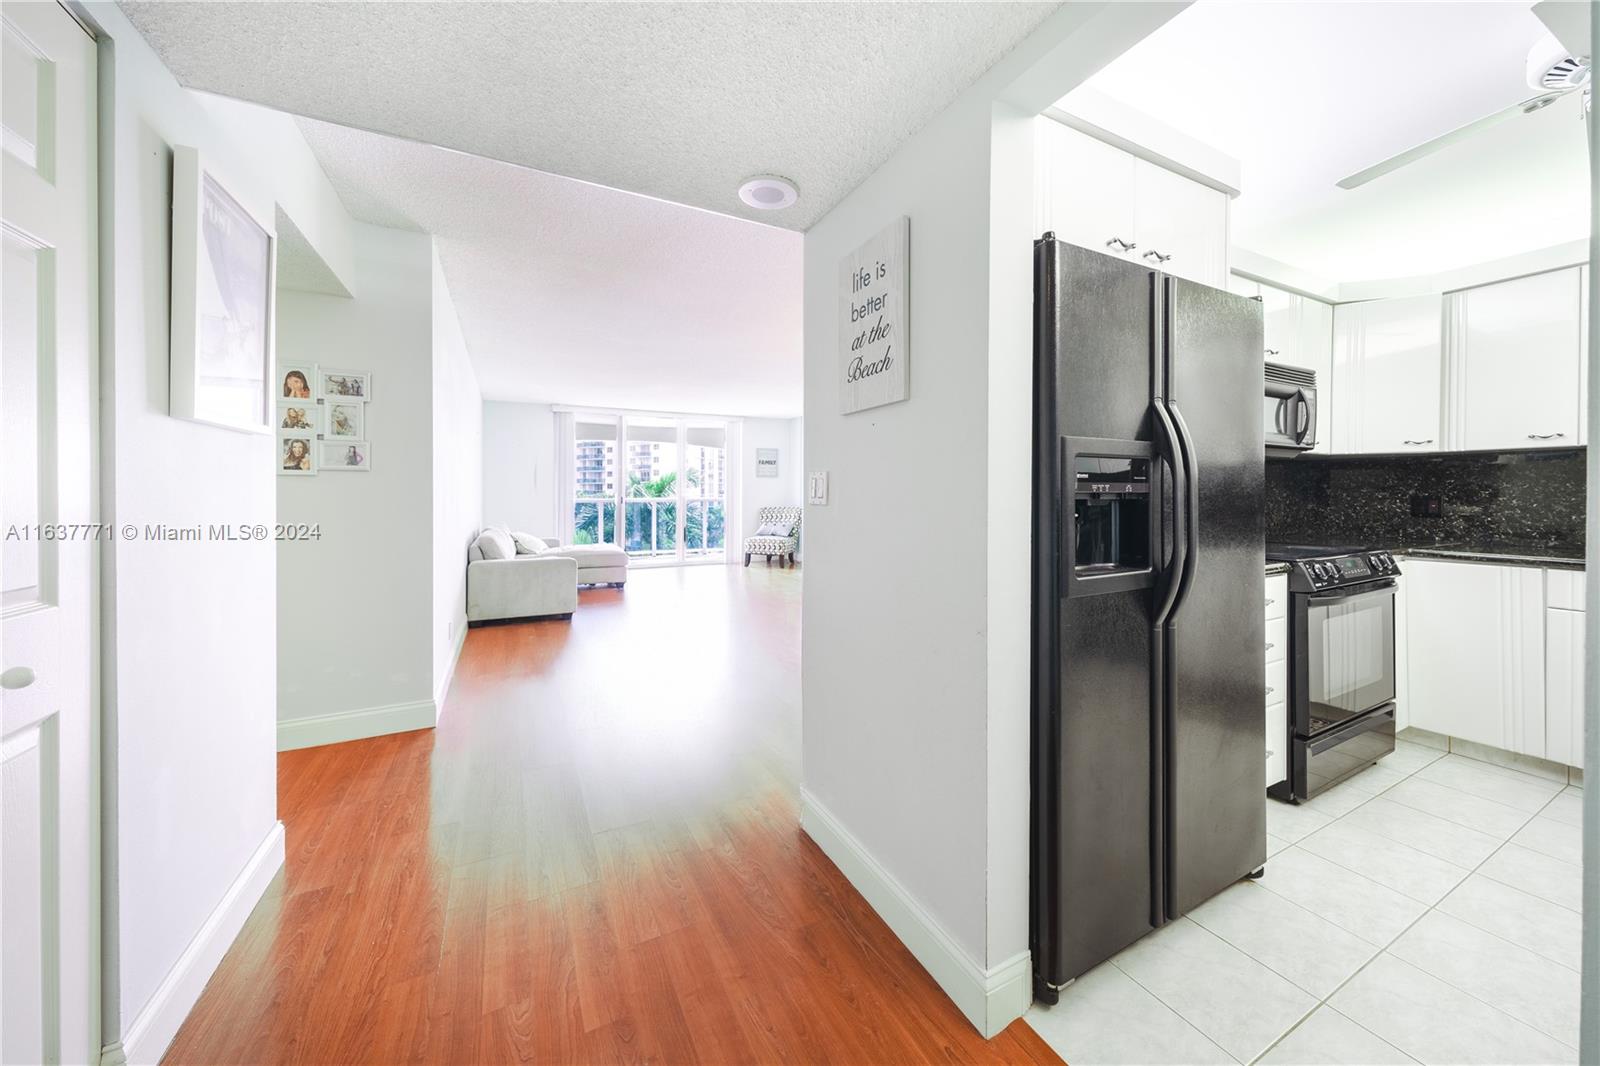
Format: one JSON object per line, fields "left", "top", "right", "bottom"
{"left": 1168, "top": 401, "right": 1200, "bottom": 618}
{"left": 1151, "top": 402, "right": 1186, "bottom": 627}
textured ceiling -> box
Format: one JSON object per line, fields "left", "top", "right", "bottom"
{"left": 119, "top": 0, "right": 1060, "bottom": 231}
{"left": 298, "top": 118, "right": 803, "bottom": 415}
{"left": 1072, "top": 1, "right": 1592, "bottom": 281}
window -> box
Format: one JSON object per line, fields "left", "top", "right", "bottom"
{"left": 569, "top": 414, "right": 728, "bottom": 564}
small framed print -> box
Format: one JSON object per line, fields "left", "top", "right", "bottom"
{"left": 320, "top": 368, "right": 370, "bottom": 400}
{"left": 279, "top": 434, "right": 317, "bottom": 475}
{"left": 277, "top": 400, "right": 320, "bottom": 434}
{"left": 755, "top": 447, "right": 779, "bottom": 477}
{"left": 279, "top": 362, "right": 317, "bottom": 402}
{"left": 325, "top": 399, "right": 365, "bottom": 440}
{"left": 321, "top": 440, "right": 371, "bottom": 471}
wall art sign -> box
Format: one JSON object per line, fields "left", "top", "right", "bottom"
{"left": 755, "top": 448, "right": 779, "bottom": 477}
{"left": 838, "top": 216, "right": 908, "bottom": 414}
{"left": 170, "top": 145, "right": 277, "bottom": 433}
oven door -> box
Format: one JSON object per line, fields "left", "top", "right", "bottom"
{"left": 1264, "top": 380, "right": 1316, "bottom": 455}
{"left": 1299, "top": 580, "right": 1397, "bottom": 736}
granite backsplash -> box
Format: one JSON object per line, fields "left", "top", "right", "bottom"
{"left": 1266, "top": 448, "right": 1587, "bottom": 552}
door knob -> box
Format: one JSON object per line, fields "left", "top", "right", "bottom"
{"left": 1, "top": 667, "right": 37, "bottom": 690}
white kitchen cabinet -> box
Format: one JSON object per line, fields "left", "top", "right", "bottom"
{"left": 1260, "top": 284, "right": 1298, "bottom": 365}
{"left": 1035, "top": 118, "right": 1228, "bottom": 289}
{"left": 1404, "top": 559, "right": 1545, "bottom": 757}
{"left": 1445, "top": 267, "right": 1583, "bottom": 451}
{"left": 1035, "top": 119, "right": 1136, "bottom": 258}
{"left": 1544, "top": 606, "right": 1585, "bottom": 770}
{"left": 1333, "top": 294, "right": 1442, "bottom": 454}
{"left": 1265, "top": 573, "right": 1288, "bottom": 788}
{"left": 1132, "top": 159, "right": 1228, "bottom": 288}
{"left": 1580, "top": 265, "right": 1590, "bottom": 446}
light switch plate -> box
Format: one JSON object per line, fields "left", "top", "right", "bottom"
{"left": 807, "top": 472, "right": 828, "bottom": 506}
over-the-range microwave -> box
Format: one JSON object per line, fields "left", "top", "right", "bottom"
{"left": 1265, "top": 362, "right": 1317, "bottom": 458}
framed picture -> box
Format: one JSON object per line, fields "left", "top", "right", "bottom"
{"left": 279, "top": 362, "right": 317, "bottom": 402}
{"left": 320, "top": 368, "right": 370, "bottom": 401}
{"left": 321, "top": 440, "right": 371, "bottom": 471}
{"left": 838, "top": 215, "right": 909, "bottom": 414}
{"left": 277, "top": 401, "right": 320, "bottom": 434}
{"left": 325, "top": 399, "right": 365, "bottom": 440}
{"left": 170, "top": 145, "right": 277, "bottom": 433}
{"left": 278, "top": 434, "right": 317, "bottom": 476}
{"left": 755, "top": 447, "right": 780, "bottom": 477}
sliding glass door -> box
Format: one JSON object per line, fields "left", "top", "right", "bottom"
{"left": 568, "top": 413, "right": 727, "bottom": 564}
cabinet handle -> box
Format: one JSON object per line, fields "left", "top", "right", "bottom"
{"left": 1142, "top": 249, "right": 1172, "bottom": 264}
{"left": 1264, "top": 597, "right": 1275, "bottom": 606}
{"left": 1105, "top": 237, "right": 1136, "bottom": 252}
{"left": 1264, "top": 348, "right": 1281, "bottom": 356}
{"left": 1527, "top": 432, "right": 1566, "bottom": 440}
{"left": 1402, "top": 439, "right": 1433, "bottom": 446}
{"left": 1265, "top": 642, "right": 1275, "bottom": 651}
{"left": 1266, "top": 686, "right": 1275, "bottom": 696}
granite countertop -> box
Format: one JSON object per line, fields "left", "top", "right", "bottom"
{"left": 1265, "top": 562, "right": 1291, "bottom": 577}
{"left": 1401, "top": 541, "right": 1586, "bottom": 571}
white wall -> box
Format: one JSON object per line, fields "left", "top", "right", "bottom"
{"left": 741, "top": 417, "right": 804, "bottom": 555}
{"left": 482, "top": 400, "right": 557, "bottom": 536}
{"left": 799, "top": 1, "right": 1187, "bottom": 1036}
{"left": 88, "top": 2, "right": 355, "bottom": 1058}
{"left": 431, "top": 249, "right": 483, "bottom": 704}
{"left": 275, "top": 225, "right": 437, "bottom": 740}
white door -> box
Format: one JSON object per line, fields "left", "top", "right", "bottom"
{"left": 1332, "top": 295, "right": 1442, "bottom": 453}
{"left": 1295, "top": 296, "right": 1334, "bottom": 454}
{"left": 1258, "top": 282, "right": 1298, "bottom": 365}
{"left": 1452, "top": 267, "right": 1583, "bottom": 451}
{"left": 1034, "top": 119, "right": 1136, "bottom": 259}
{"left": 1545, "top": 606, "right": 1585, "bottom": 769}
{"left": 1, "top": 3, "right": 97, "bottom": 1064}
{"left": 1131, "top": 158, "right": 1228, "bottom": 288}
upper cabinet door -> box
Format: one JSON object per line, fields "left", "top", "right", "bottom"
{"left": 1449, "top": 267, "right": 1583, "bottom": 451}
{"left": 1132, "top": 159, "right": 1228, "bottom": 289}
{"left": 1333, "top": 294, "right": 1442, "bottom": 453}
{"left": 1579, "top": 265, "right": 1589, "bottom": 446}
{"left": 1295, "top": 296, "right": 1334, "bottom": 454}
{"left": 1034, "top": 120, "right": 1136, "bottom": 258}
{"left": 1259, "top": 283, "right": 1298, "bottom": 365}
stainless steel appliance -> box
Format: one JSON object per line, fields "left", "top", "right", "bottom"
{"left": 1264, "top": 362, "right": 1317, "bottom": 457}
{"left": 1031, "top": 235, "right": 1266, "bottom": 1003}
{"left": 1266, "top": 545, "right": 1400, "bottom": 803}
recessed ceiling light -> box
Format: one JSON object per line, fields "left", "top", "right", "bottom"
{"left": 738, "top": 175, "right": 799, "bottom": 211}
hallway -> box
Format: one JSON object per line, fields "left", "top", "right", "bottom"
{"left": 164, "top": 566, "right": 1056, "bottom": 1064}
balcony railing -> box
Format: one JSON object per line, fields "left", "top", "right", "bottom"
{"left": 572, "top": 498, "right": 724, "bottom": 558}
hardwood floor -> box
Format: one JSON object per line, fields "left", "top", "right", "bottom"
{"left": 165, "top": 565, "right": 1059, "bottom": 1065}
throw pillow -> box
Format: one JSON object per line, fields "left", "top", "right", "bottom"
{"left": 756, "top": 520, "right": 794, "bottom": 537}
{"left": 512, "top": 531, "right": 548, "bottom": 555}
{"left": 474, "top": 528, "right": 515, "bottom": 561}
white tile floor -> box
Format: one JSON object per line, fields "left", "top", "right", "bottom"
{"left": 1026, "top": 742, "right": 1585, "bottom": 1065}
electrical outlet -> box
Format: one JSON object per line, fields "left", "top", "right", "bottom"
{"left": 1409, "top": 494, "right": 1441, "bottom": 518}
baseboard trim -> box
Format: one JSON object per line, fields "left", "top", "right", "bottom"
{"left": 277, "top": 698, "right": 437, "bottom": 752}
{"left": 434, "top": 622, "right": 468, "bottom": 721}
{"left": 101, "top": 822, "right": 285, "bottom": 1066}
{"left": 799, "top": 788, "right": 1030, "bottom": 1038}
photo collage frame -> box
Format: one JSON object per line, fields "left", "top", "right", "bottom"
{"left": 277, "top": 363, "right": 372, "bottom": 475}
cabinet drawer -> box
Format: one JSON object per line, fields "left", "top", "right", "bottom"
{"left": 1266, "top": 575, "right": 1288, "bottom": 621}
{"left": 1265, "top": 614, "right": 1287, "bottom": 665}
{"left": 1265, "top": 700, "right": 1287, "bottom": 786}
{"left": 1266, "top": 659, "right": 1287, "bottom": 708}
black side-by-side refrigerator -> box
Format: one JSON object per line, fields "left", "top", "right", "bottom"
{"left": 1030, "top": 235, "right": 1267, "bottom": 1002}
